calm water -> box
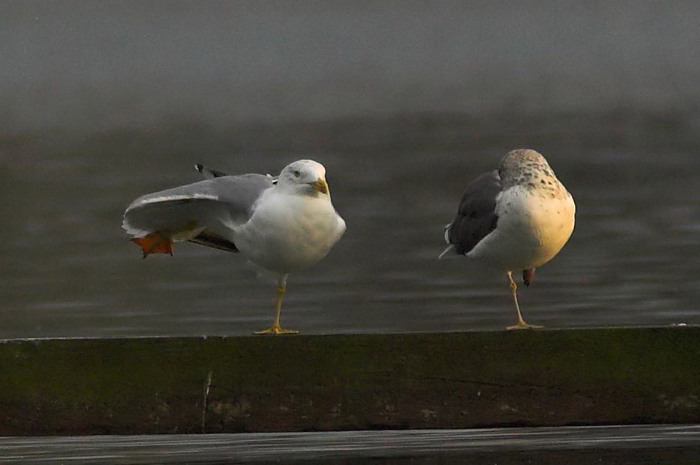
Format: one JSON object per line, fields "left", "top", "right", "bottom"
{"left": 2, "top": 3, "right": 700, "bottom": 337}
{"left": 2, "top": 425, "right": 700, "bottom": 464}
{"left": 1, "top": 114, "right": 699, "bottom": 338}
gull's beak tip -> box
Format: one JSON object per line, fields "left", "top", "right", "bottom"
{"left": 311, "top": 178, "right": 329, "bottom": 194}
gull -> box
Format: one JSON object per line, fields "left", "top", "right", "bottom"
{"left": 122, "top": 159, "right": 346, "bottom": 335}
{"left": 440, "top": 149, "right": 575, "bottom": 329}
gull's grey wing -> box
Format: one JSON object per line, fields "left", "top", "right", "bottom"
{"left": 194, "top": 163, "right": 228, "bottom": 179}
{"left": 446, "top": 170, "right": 501, "bottom": 255}
{"left": 123, "top": 173, "right": 274, "bottom": 252}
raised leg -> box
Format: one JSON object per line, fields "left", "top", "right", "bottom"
{"left": 254, "top": 274, "right": 299, "bottom": 335}
{"left": 505, "top": 271, "right": 542, "bottom": 330}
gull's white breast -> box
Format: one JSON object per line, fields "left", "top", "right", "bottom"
{"left": 234, "top": 189, "right": 346, "bottom": 274}
{"left": 468, "top": 184, "right": 575, "bottom": 271}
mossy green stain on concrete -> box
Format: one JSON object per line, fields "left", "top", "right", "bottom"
{"left": 1, "top": 327, "right": 699, "bottom": 435}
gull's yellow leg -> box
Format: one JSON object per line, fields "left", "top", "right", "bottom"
{"left": 255, "top": 275, "right": 299, "bottom": 335}
{"left": 505, "top": 271, "right": 542, "bottom": 330}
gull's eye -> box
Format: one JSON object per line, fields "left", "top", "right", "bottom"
{"left": 293, "top": 170, "right": 301, "bottom": 178}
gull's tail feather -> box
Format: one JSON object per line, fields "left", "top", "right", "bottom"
{"left": 438, "top": 222, "right": 456, "bottom": 259}
{"left": 438, "top": 244, "right": 455, "bottom": 259}
{"left": 442, "top": 222, "right": 452, "bottom": 244}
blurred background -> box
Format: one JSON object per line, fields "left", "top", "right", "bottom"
{"left": 1, "top": 0, "right": 699, "bottom": 338}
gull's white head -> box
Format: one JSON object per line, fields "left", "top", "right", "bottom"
{"left": 278, "top": 159, "right": 330, "bottom": 196}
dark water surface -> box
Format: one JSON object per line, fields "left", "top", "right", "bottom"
{"left": 2, "top": 1, "right": 700, "bottom": 338}
{"left": 1, "top": 113, "right": 699, "bottom": 338}
{"left": 2, "top": 425, "right": 700, "bottom": 464}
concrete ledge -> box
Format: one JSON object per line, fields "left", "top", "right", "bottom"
{"left": 1, "top": 327, "right": 699, "bottom": 435}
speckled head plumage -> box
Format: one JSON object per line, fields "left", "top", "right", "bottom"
{"left": 498, "top": 149, "right": 568, "bottom": 199}
{"left": 498, "top": 149, "right": 552, "bottom": 186}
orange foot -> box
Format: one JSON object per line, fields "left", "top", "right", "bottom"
{"left": 132, "top": 232, "right": 174, "bottom": 258}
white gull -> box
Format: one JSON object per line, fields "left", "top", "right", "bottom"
{"left": 123, "top": 159, "right": 346, "bottom": 335}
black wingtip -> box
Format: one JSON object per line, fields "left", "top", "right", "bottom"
{"left": 195, "top": 164, "right": 228, "bottom": 178}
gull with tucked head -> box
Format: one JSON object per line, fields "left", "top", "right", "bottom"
{"left": 123, "top": 159, "right": 346, "bottom": 335}
{"left": 440, "top": 149, "right": 575, "bottom": 329}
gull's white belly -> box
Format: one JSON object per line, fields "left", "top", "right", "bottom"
{"left": 234, "top": 191, "right": 346, "bottom": 274}
{"left": 468, "top": 185, "right": 575, "bottom": 271}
